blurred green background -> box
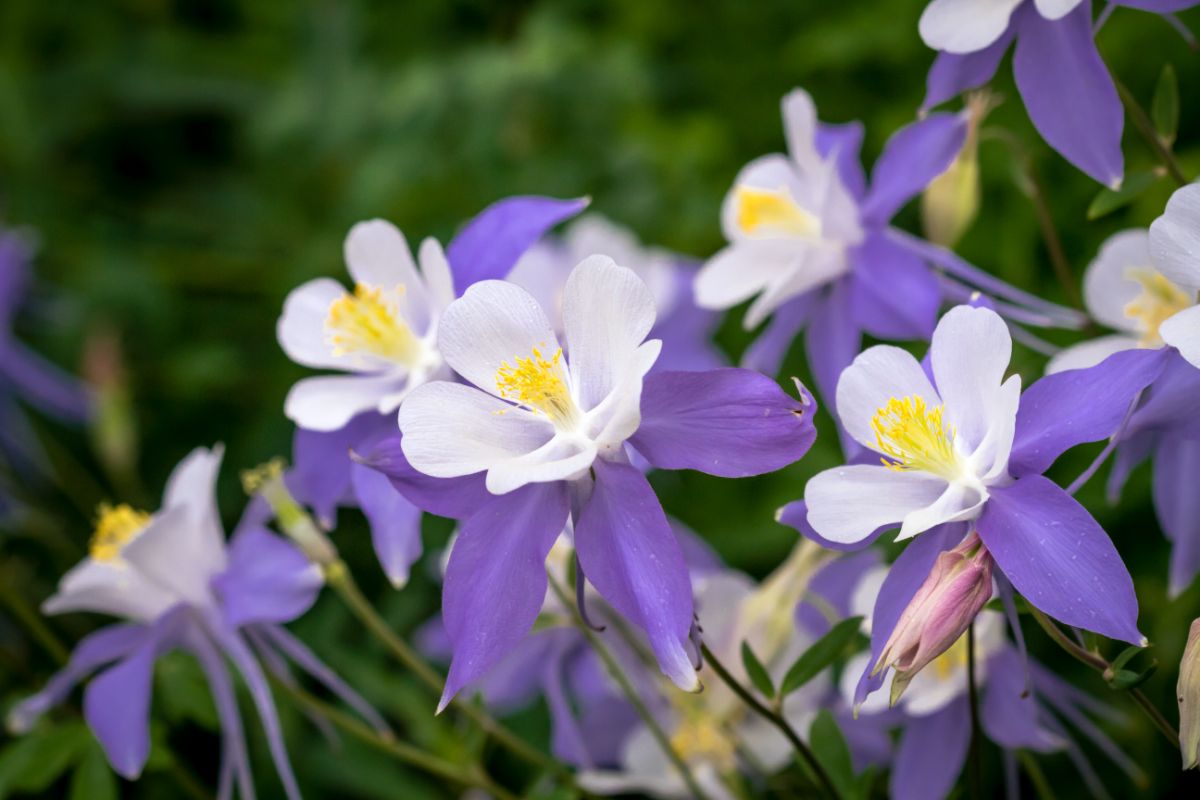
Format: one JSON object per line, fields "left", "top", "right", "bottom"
{"left": 2, "top": 0, "right": 1200, "bottom": 797}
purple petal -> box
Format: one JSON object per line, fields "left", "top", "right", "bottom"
{"left": 544, "top": 639, "right": 596, "bottom": 767}
{"left": 1106, "top": 431, "right": 1154, "bottom": 503}
{"left": 817, "top": 121, "right": 868, "bottom": 201}
{"left": 981, "top": 648, "right": 1060, "bottom": 751}
{"left": 0, "top": 341, "right": 91, "bottom": 421}
{"left": 629, "top": 368, "right": 816, "bottom": 477}
{"left": 84, "top": 607, "right": 187, "bottom": 779}
{"left": 214, "top": 527, "right": 322, "bottom": 627}
{"left": 350, "top": 461, "right": 424, "bottom": 587}
{"left": 440, "top": 482, "right": 569, "bottom": 711}
{"left": 189, "top": 628, "right": 255, "bottom": 800}
{"left": 741, "top": 293, "right": 815, "bottom": 376}
{"left": 977, "top": 476, "right": 1143, "bottom": 644}
{"left": 923, "top": 32, "right": 1013, "bottom": 110}
{"left": 798, "top": 550, "right": 882, "bottom": 635}
{"left": 805, "top": 280, "right": 862, "bottom": 455}
{"left": 472, "top": 630, "right": 564, "bottom": 712}
{"left": 890, "top": 699, "right": 970, "bottom": 800}
{"left": 778, "top": 499, "right": 890, "bottom": 553}
{"left": 854, "top": 524, "right": 964, "bottom": 706}
{"left": 1013, "top": 3, "right": 1124, "bottom": 186}
{"left": 848, "top": 233, "right": 941, "bottom": 340}
{"left": 1153, "top": 437, "right": 1200, "bottom": 596}
{"left": 447, "top": 196, "right": 590, "bottom": 294}
{"left": 651, "top": 268, "right": 725, "bottom": 373}
{"left": 1009, "top": 347, "right": 1167, "bottom": 477}
{"left": 861, "top": 113, "right": 967, "bottom": 226}
{"left": 354, "top": 434, "right": 493, "bottom": 520}
{"left": 1125, "top": 350, "right": 1200, "bottom": 439}
{"left": 288, "top": 415, "right": 385, "bottom": 526}
{"left": 575, "top": 458, "right": 697, "bottom": 690}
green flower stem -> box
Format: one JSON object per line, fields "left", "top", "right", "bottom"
{"left": 1028, "top": 606, "right": 1178, "bottom": 745}
{"left": 1113, "top": 76, "right": 1190, "bottom": 188}
{"left": 545, "top": 571, "right": 714, "bottom": 800}
{"left": 699, "top": 643, "right": 842, "bottom": 800}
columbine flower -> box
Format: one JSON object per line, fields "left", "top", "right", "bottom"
{"left": 9, "top": 447, "right": 384, "bottom": 797}
{"left": 799, "top": 304, "right": 1157, "bottom": 646}
{"left": 1147, "top": 183, "right": 1200, "bottom": 369}
{"left": 277, "top": 196, "right": 587, "bottom": 585}
{"left": 1180, "top": 618, "right": 1200, "bottom": 769}
{"left": 693, "top": 87, "right": 1082, "bottom": 414}
{"left": 919, "top": 0, "right": 1193, "bottom": 184}
{"left": 509, "top": 213, "right": 724, "bottom": 372}
{"left": 385, "top": 255, "right": 815, "bottom": 708}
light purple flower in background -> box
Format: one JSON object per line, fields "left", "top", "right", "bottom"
{"left": 8, "top": 447, "right": 383, "bottom": 799}
{"left": 921, "top": 0, "right": 1198, "bottom": 185}
{"left": 276, "top": 196, "right": 588, "bottom": 586}
{"left": 796, "top": 305, "right": 1160, "bottom": 648}
{"left": 510, "top": 214, "right": 725, "bottom": 372}
{"left": 374, "top": 256, "right": 815, "bottom": 709}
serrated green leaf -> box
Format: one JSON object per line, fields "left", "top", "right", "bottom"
{"left": 1087, "top": 170, "right": 1160, "bottom": 220}
{"left": 741, "top": 641, "right": 775, "bottom": 699}
{"left": 780, "top": 616, "right": 863, "bottom": 698}
{"left": 810, "top": 711, "right": 857, "bottom": 800}
{"left": 1152, "top": 64, "right": 1179, "bottom": 145}
{"left": 69, "top": 743, "right": 117, "bottom": 800}
{"left": 0, "top": 721, "right": 92, "bottom": 796}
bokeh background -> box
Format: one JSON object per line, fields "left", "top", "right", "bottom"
{"left": 2, "top": 0, "right": 1200, "bottom": 797}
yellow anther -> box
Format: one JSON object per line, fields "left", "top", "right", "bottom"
{"left": 734, "top": 185, "right": 822, "bottom": 238}
{"left": 240, "top": 458, "right": 287, "bottom": 495}
{"left": 90, "top": 503, "right": 150, "bottom": 561}
{"left": 669, "top": 716, "right": 736, "bottom": 770}
{"left": 871, "top": 396, "right": 961, "bottom": 479}
{"left": 1123, "top": 268, "right": 1193, "bottom": 346}
{"left": 325, "top": 283, "right": 421, "bottom": 364}
{"left": 494, "top": 347, "right": 580, "bottom": 427}
{"left": 932, "top": 633, "right": 969, "bottom": 681}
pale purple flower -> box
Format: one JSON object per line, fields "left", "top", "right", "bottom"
{"left": 921, "top": 0, "right": 1198, "bottom": 185}
{"left": 796, "top": 305, "right": 1159, "bottom": 649}
{"left": 372, "top": 256, "right": 816, "bottom": 709}
{"left": 277, "top": 196, "right": 588, "bottom": 586}
{"left": 8, "top": 447, "right": 383, "bottom": 798}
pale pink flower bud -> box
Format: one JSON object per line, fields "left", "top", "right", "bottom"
{"left": 1178, "top": 618, "right": 1200, "bottom": 769}
{"left": 873, "top": 531, "right": 994, "bottom": 705}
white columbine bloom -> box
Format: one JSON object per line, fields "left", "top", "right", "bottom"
{"left": 277, "top": 220, "right": 454, "bottom": 432}
{"left": 399, "top": 255, "right": 660, "bottom": 495}
{"left": 694, "top": 89, "right": 862, "bottom": 329}
{"left": 919, "top": 0, "right": 1081, "bottom": 55}
{"left": 1047, "top": 185, "right": 1200, "bottom": 374}
{"left": 806, "top": 305, "right": 1020, "bottom": 544}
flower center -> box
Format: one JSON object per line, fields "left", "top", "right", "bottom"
{"left": 325, "top": 283, "right": 422, "bottom": 365}
{"left": 90, "top": 502, "right": 151, "bottom": 561}
{"left": 871, "top": 395, "right": 961, "bottom": 480}
{"left": 932, "top": 633, "right": 969, "bottom": 681}
{"left": 1123, "top": 267, "right": 1193, "bottom": 346}
{"left": 495, "top": 347, "right": 581, "bottom": 427}
{"left": 734, "top": 185, "right": 822, "bottom": 238}
{"left": 669, "top": 715, "right": 736, "bottom": 770}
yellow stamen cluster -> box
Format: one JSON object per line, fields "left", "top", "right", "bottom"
{"left": 494, "top": 347, "right": 579, "bottom": 427}
{"left": 326, "top": 283, "right": 421, "bottom": 364}
{"left": 669, "top": 716, "right": 737, "bottom": 771}
{"left": 871, "top": 395, "right": 960, "bottom": 479}
{"left": 734, "top": 185, "right": 821, "bottom": 238}
{"left": 90, "top": 502, "right": 151, "bottom": 561}
{"left": 932, "top": 633, "right": 970, "bottom": 681}
{"left": 1123, "top": 268, "right": 1193, "bottom": 346}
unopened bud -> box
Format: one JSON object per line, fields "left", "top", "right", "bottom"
{"left": 921, "top": 92, "right": 993, "bottom": 248}
{"left": 874, "top": 531, "right": 994, "bottom": 705}
{"left": 1178, "top": 618, "right": 1200, "bottom": 768}
{"left": 83, "top": 325, "right": 138, "bottom": 483}
{"left": 241, "top": 459, "right": 338, "bottom": 566}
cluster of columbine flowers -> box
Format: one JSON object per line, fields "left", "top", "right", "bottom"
{"left": 8, "top": 2, "right": 1200, "bottom": 799}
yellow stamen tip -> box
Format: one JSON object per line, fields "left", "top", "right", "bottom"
{"left": 90, "top": 502, "right": 151, "bottom": 561}
{"left": 325, "top": 283, "right": 421, "bottom": 364}
{"left": 494, "top": 347, "right": 579, "bottom": 427}
{"left": 734, "top": 185, "right": 822, "bottom": 238}
{"left": 870, "top": 395, "right": 960, "bottom": 479}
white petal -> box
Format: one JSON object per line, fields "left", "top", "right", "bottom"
{"left": 484, "top": 434, "right": 597, "bottom": 495}
{"left": 563, "top": 256, "right": 657, "bottom": 410}
{"left": 841, "top": 651, "right": 893, "bottom": 716}
{"left": 161, "top": 445, "right": 228, "bottom": 580}
{"left": 1045, "top": 334, "right": 1140, "bottom": 375}
{"left": 744, "top": 243, "right": 846, "bottom": 329}
{"left": 43, "top": 559, "right": 177, "bottom": 622}
{"left": 277, "top": 278, "right": 350, "bottom": 370}
{"left": 398, "top": 380, "right": 554, "bottom": 481}
{"left": 417, "top": 236, "right": 456, "bottom": 313}
{"left": 1161, "top": 305, "right": 1200, "bottom": 368}
{"left": 694, "top": 240, "right": 795, "bottom": 313}
{"left": 120, "top": 504, "right": 220, "bottom": 608}
{"left": 1083, "top": 229, "right": 1154, "bottom": 332}
{"left": 930, "top": 306, "right": 1013, "bottom": 456}
{"left": 586, "top": 340, "right": 661, "bottom": 455}
{"left": 508, "top": 242, "right": 570, "bottom": 329}
{"left": 344, "top": 219, "right": 431, "bottom": 327}
{"left": 1033, "top": 0, "right": 1084, "bottom": 20}
{"left": 975, "top": 373, "right": 1022, "bottom": 482}
{"left": 579, "top": 727, "right": 683, "bottom": 797}
{"left": 781, "top": 88, "right": 823, "bottom": 177}
{"left": 849, "top": 565, "right": 890, "bottom": 630}
{"left": 836, "top": 345, "right": 940, "bottom": 452}
{"left": 285, "top": 372, "right": 408, "bottom": 432}
{"left": 896, "top": 481, "right": 987, "bottom": 540}
{"left": 1150, "top": 184, "right": 1200, "bottom": 292}
{"left": 805, "top": 465, "right": 949, "bottom": 544}
{"left": 918, "top": 0, "right": 1022, "bottom": 54}
{"left": 436, "top": 280, "right": 561, "bottom": 396}
{"left": 719, "top": 155, "right": 813, "bottom": 242}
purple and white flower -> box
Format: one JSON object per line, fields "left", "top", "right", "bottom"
{"left": 9, "top": 447, "right": 383, "bottom": 798}
{"left": 384, "top": 256, "right": 815, "bottom": 708}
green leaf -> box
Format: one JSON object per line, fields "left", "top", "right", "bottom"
{"left": 69, "top": 744, "right": 117, "bottom": 800}
{"left": 780, "top": 616, "right": 863, "bottom": 697}
{"left": 1108, "top": 660, "right": 1158, "bottom": 690}
{"left": 1087, "top": 170, "right": 1160, "bottom": 220}
{"left": 157, "top": 651, "right": 219, "bottom": 730}
{"left": 809, "top": 711, "right": 857, "bottom": 800}
{"left": 1152, "top": 64, "right": 1179, "bottom": 145}
{"left": 0, "top": 721, "right": 93, "bottom": 796}
{"left": 741, "top": 641, "right": 775, "bottom": 699}
{"left": 1109, "top": 644, "right": 1147, "bottom": 673}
